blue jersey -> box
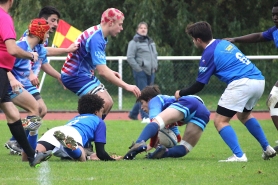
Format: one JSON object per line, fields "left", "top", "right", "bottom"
{"left": 148, "top": 95, "right": 176, "bottom": 119}
{"left": 197, "top": 39, "right": 264, "bottom": 84}
{"left": 149, "top": 95, "right": 210, "bottom": 131}
{"left": 61, "top": 25, "right": 107, "bottom": 77}
{"left": 11, "top": 40, "right": 48, "bottom": 86}
{"left": 18, "top": 30, "right": 49, "bottom": 77}
{"left": 66, "top": 113, "right": 106, "bottom": 145}
{"left": 262, "top": 26, "right": 278, "bottom": 48}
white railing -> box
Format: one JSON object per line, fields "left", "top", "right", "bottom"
{"left": 42, "top": 55, "right": 278, "bottom": 110}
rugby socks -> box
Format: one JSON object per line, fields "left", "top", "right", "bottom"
{"left": 163, "top": 145, "right": 187, "bottom": 158}
{"left": 136, "top": 122, "right": 159, "bottom": 143}
{"left": 219, "top": 125, "right": 244, "bottom": 158}
{"left": 245, "top": 118, "right": 269, "bottom": 151}
{"left": 27, "top": 134, "right": 38, "bottom": 150}
{"left": 64, "top": 147, "right": 82, "bottom": 159}
{"left": 102, "top": 114, "right": 107, "bottom": 120}
{"left": 7, "top": 120, "right": 35, "bottom": 158}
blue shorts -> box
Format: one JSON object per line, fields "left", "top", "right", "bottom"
{"left": 168, "top": 96, "right": 210, "bottom": 130}
{"left": 61, "top": 74, "right": 100, "bottom": 97}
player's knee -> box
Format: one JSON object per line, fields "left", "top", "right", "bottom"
{"left": 153, "top": 116, "right": 165, "bottom": 129}
{"left": 180, "top": 140, "right": 193, "bottom": 153}
{"left": 39, "top": 105, "right": 47, "bottom": 118}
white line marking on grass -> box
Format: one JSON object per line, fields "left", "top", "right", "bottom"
{"left": 38, "top": 162, "right": 51, "bottom": 185}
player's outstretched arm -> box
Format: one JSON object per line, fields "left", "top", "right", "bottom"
{"left": 94, "top": 142, "right": 116, "bottom": 161}
{"left": 223, "top": 32, "right": 265, "bottom": 43}
{"left": 46, "top": 43, "right": 79, "bottom": 56}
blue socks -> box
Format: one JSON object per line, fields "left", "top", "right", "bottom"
{"left": 219, "top": 125, "right": 244, "bottom": 157}
{"left": 136, "top": 122, "right": 159, "bottom": 143}
{"left": 245, "top": 118, "right": 269, "bottom": 151}
{"left": 163, "top": 145, "right": 187, "bottom": 158}
{"left": 27, "top": 134, "right": 38, "bottom": 150}
{"left": 64, "top": 147, "right": 82, "bottom": 159}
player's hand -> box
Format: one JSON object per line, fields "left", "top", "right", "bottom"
{"left": 57, "top": 75, "right": 67, "bottom": 90}
{"left": 223, "top": 38, "right": 235, "bottom": 43}
{"left": 174, "top": 90, "right": 180, "bottom": 100}
{"left": 31, "top": 52, "right": 38, "bottom": 62}
{"left": 126, "top": 85, "right": 141, "bottom": 98}
{"left": 89, "top": 153, "right": 100, "bottom": 161}
{"left": 66, "top": 43, "right": 79, "bottom": 53}
{"left": 29, "top": 73, "right": 40, "bottom": 86}
{"left": 110, "top": 155, "right": 123, "bottom": 160}
{"left": 10, "top": 79, "right": 24, "bottom": 94}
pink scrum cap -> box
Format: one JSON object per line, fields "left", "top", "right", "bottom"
{"left": 101, "top": 8, "right": 124, "bottom": 23}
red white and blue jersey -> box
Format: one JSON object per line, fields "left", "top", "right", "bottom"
{"left": 197, "top": 39, "right": 264, "bottom": 85}
{"left": 10, "top": 40, "right": 47, "bottom": 87}
{"left": 262, "top": 26, "right": 278, "bottom": 48}
{"left": 66, "top": 113, "right": 106, "bottom": 145}
{"left": 61, "top": 24, "right": 107, "bottom": 77}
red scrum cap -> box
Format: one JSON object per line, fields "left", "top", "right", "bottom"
{"left": 28, "top": 18, "right": 50, "bottom": 42}
{"left": 101, "top": 8, "right": 124, "bottom": 23}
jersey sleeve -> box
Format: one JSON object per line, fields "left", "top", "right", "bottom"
{"left": 0, "top": 15, "right": 16, "bottom": 41}
{"left": 262, "top": 26, "right": 276, "bottom": 41}
{"left": 87, "top": 35, "right": 106, "bottom": 66}
{"left": 94, "top": 120, "right": 106, "bottom": 143}
{"left": 148, "top": 96, "right": 164, "bottom": 119}
{"left": 196, "top": 50, "right": 216, "bottom": 84}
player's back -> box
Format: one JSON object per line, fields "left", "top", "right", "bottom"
{"left": 66, "top": 113, "right": 105, "bottom": 144}
{"left": 205, "top": 39, "right": 264, "bottom": 84}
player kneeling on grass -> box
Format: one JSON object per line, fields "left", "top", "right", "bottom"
{"left": 123, "top": 85, "right": 210, "bottom": 160}
{"left": 22, "top": 94, "right": 122, "bottom": 162}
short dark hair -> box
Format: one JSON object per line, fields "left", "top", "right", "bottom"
{"left": 274, "top": 2, "right": 278, "bottom": 7}
{"left": 0, "top": 0, "right": 8, "bottom": 4}
{"left": 136, "top": 85, "right": 161, "bottom": 102}
{"left": 38, "top": 6, "right": 61, "bottom": 19}
{"left": 77, "top": 94, "right": 105, "bottom": 114}
{"left": 186, "top": 21, "right": 213, "bottom": 42}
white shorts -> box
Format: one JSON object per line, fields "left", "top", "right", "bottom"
{"left": 218, "top": 78, "right": 265, "bottom": 112}
{"left": 38, "top": 125, "right": 83, "bottom": 157}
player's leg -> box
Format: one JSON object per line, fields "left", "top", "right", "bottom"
{"left": 124, "top": 107, "right": 183, "bottom": 160}
{"left": 34, "top": 94, "right": 47, "bottom": 118}
{"left": 53, "top": 126, "right": 87, "bottom": 161}
{"left": 5, "top": 89, "right": 41, "bottom": 154}
{"left": 95, "top": 88, "right": 113, "bottom": 119}
{"left": 266, "top": 81, "right": 278, "bottom": 130}
{"left": 237, "top": 79, "right": 276, "bottom": 160}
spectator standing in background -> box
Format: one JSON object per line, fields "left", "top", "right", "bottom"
{"left": 127, "top": 22, "right": 158, "bottom": 123}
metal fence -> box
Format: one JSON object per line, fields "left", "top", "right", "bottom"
{"left": 39, "top": 56, "right": 278, "bottom": 112}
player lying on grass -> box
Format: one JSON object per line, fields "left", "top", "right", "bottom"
{"left": 21, "top": 94, "right": 122, "bottom": 162}
{"left": 123, "top": 85, "right": 210, "bottom": 160}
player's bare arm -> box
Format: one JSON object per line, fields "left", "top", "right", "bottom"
{"left": 96, "top": 65, "right": 140, "bottom": 97}
{"left": 224, "top": 32, "right": 265, "bottom": 43}
{"left": 5, "top": 40, "right": 39, "bottom": 61}
{"left": 46, "top": 43, "right": 79, "bottom": 56}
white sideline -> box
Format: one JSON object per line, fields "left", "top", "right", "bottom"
{"left": 41, "top": 55, "right": 278, "bottom": 110}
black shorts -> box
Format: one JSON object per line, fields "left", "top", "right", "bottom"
{"left": 0, "top": 68, "right": 11, "bottom": 103}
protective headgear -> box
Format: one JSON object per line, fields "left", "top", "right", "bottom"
{"left": 101, "top": 8, "right": 124, "bottom": 23}
{"left": 28, "top": 18, "right": 50, "bottom": 43}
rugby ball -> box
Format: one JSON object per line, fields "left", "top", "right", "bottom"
{"left": 158, "top": 128, "right": 178, "bottom": 148}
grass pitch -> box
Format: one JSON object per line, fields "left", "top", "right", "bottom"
{"left": 0, "top": 119, "right": 277, "bottom": 185}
